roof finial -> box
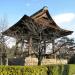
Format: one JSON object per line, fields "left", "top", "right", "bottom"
{"left": 43, "top": 6, "right": 48, "bottom": 10}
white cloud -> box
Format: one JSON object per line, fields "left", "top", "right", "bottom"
{"left": 53, "top": 13, "right": 75, "bottom": 24}
{"left": 53, "top": 13, "right": 75, "bottom": 39}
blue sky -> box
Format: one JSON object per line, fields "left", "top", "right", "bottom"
{"left": 0, "top": 0, "right": 75, "bottom": 25}
{"left": 0, "top": 0, "right": 75, "bottom": 47}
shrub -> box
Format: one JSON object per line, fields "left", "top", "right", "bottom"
{"left": 68, "top": 64, "right": 75, "bottom": 75}
{"left": 0, "top": 65, "right": 75, "bottom": 75}
{"left": 47, "top": 65, "right": 64, "bottom": 75}
{"left": 0, "top": 66, "right": 48, "bottom": 75}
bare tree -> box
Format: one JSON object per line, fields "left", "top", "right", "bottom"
{"left": 0, "top": 16, "right": 8, "bottom": 65}
{"left": 53, "top": 37, "right": 75, "bottom": 59}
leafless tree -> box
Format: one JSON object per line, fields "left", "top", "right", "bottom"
{"left": 0, "top": 16, "right": 9, "bottom": 65}
{"left": 53, "top": 37, "right": 75, "bottom": 59}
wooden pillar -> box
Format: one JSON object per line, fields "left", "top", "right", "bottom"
{"left": 21, "top": 38, "right": 24, "bottom": 52}
{"left": 0, "top": 56, "right": 2, "bottom": 65}
{"left": 15, "top": 39, "right": 20, "bottom": 56}
{"left": 52, "top": 39, "right": 56, "bottom": 59}
{"left": 28, "top": 36, "right": 32, "bottom": 55}
{"left": 6, "top": 58, "right": 8, "bottom": 65}
{"left": 44, "top": 41, "right": 46, "bottom": 54}
{"left": 52, "top": 39, "right": 55, "bottom": 53}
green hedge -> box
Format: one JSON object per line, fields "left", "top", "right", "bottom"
{"left": 47, "top": 64, "right": 75, "bottom": 75}
{"left": 0, "top": 65, "right": 75, "bottom": 75}
{"left": 0, "top": 66, "right": 48, "bottom": 75}
{"left": 68, "top": 64, "right": 75, "bottom": 75}
{"left": 47, "top": 65, "right": 69, "bottom": 75}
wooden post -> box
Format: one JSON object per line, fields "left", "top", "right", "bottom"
{"left": 52, "top": 39, "right": 55, "bottom": 53}
{"left": 6, "top": 58, "right": 8, "bottom": 65}
{"left": 0, "top": 55, "right": 2, "bottom": 65}
{"left": 21, "top": 38, "right": 24, "bottom": 52}
{"left": 15, "top": 39, "right": 20, "bottom": 56}
{"left": 52, "top": 39, "right": 56, "bottom": 59}
{"left": 28, "top": 36, "right": 32, "bottom": 55}
{"left": 44, "top": 41, "right": 46, "bottom": 55}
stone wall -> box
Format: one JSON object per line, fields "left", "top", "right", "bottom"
{"left": 25, "top": 56, "right": 67, "bottom": 65}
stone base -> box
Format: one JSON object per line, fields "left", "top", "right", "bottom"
{"left": 25, "top": 56, "right": 67, "bottom": 65}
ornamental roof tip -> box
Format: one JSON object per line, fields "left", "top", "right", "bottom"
{"left": 30, "top": 6, "right": 48, "bottom": 17}
{"left": 43, "top": 6, "right": 48, "bottom": 10}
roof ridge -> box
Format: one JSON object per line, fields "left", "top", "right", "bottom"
{"left": 30, "top": 6, "right": 48, "bottom": 17}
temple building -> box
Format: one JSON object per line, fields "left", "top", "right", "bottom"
{"left": 2, "top": 6, "right": 73, "bottom": 65}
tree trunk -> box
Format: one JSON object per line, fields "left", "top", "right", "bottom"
{"left": 38, "top": 33, "right": 42, "bottom": 65}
